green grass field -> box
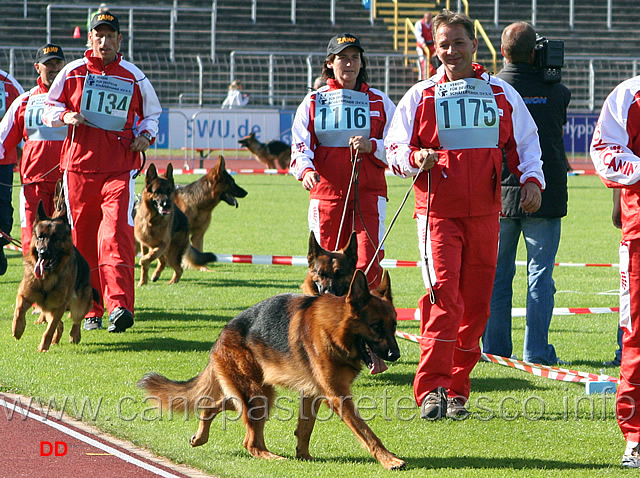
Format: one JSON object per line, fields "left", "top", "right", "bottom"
{"left": 0, "top": 172, "right": 626, "bottom": 477}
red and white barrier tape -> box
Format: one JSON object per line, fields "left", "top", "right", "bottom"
{"left": 215, "top": 253, "right": 308, "bottom": 266}
{"left": 394, "top": 330, "right": 618, "bottom": 384}
{"left": 396, "top": 307, "right": 618, "bottom": 321}
{"left": 2, "top": 246, "right": 620, "bottom": 269}
{"left": 170, "top": 168, "right": 289, "bottom": 176}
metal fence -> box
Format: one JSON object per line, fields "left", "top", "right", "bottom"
{"left": 2, "top": 44, "right": 639, "bottom": 114}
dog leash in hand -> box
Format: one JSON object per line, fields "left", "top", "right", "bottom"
{"left": 335, "top": 143, "right": 360, "bottom": 252}
{"left": 69, "top": 120, "right": 149, "bottom": 179}
{"left": 0, "top": 227, "right": 22, "bottom": 249}
{"left": 364, "top": 158, "right": 436, "bottom": 305}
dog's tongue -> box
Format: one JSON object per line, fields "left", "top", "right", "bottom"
{"left": 368, "top": 351, "right": 389, "bottom": 375}
{"left": 35, "top": 258, "right": 45, "bottom": 279}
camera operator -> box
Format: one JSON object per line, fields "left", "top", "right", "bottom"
{"left": 482, "top": 22, "right": 571, "bottom": 365}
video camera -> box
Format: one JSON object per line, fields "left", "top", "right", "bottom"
{"left": 534, "top": 35, "right": 564, "bottom": 83}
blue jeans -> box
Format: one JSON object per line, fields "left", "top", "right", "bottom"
{"left": 483, "top": 217, "right": 561, "bottom": 365}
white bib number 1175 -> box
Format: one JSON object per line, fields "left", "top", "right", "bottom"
{"left": 435, "top": 78, "right": 499, "bottom": 150}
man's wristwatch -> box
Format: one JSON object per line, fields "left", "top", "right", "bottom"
{"left": 140, "top": 132, "right": 153, "bottom": 142}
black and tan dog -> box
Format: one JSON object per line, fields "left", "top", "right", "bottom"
{"left": 134, "top": 163, "right": 217, "bottom": 286}
{"left": 138, "top": 270, "right": 405, "bottom": 470}
{"left": 174, "top": 156, "right": 248, "bottom": 253}
{"left": 13, "top": 184, "right": 97, "bottom": 352}
{"left": 301, "top": 231, "right": 358, "bottom": 296}
{"left": 238, "top": 131, "right": 290, "bottom": 170}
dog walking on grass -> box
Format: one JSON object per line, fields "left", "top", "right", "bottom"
{"left": 13, "top": 181, "right": 98, "bottom": 352}
{"left": 238, "top": 132, "right": 290, "bottom": 170}
{"left": 138, "top": 269, "right": 406, "bottom": 470}
{"left": 134, "top": 163, "right": 217, "bottom": 286}
{"left": 301, "top": 231, "right": 358, "bottom": 296}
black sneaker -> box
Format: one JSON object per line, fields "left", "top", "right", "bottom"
{"left": 604, "top": 358, "right": 621, "bottom": 367}
{"left": 107, "top": 307, "right": 134, "bottom": 333}
{"left": 446, "top": 397, "right": 471, "bottom": 420}
{"left": 420, "top": 387, "right": 447, "bottom": 420}
{"left": 83, "top": 317, "right": 103, "bottom": 331}
{"left": 0, "top": 247, "right": 7, "bottom": 276}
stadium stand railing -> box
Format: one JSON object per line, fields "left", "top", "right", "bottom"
{"left": 2, "top": 0, "right": 640, "bottom": 111}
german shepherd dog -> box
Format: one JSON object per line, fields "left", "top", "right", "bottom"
{"left": 238, "top": 132, "right": 290, "bottom": 170}
{"left": 13, "top": 182, "right": 97, "bottom": 352}
{"left": 134, "top": 163, "right": 217, "bottom": 286}
{"left": 174, "top": 156, "right": 248, "bottom": 253}
{"left": 138, "top": 270, "right": 405, "bottom": 470}
{"left": 301, "top": 231, "right": 358, "bottom": 296}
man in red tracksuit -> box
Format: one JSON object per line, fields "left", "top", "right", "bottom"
{"left": 385, "top": 10, "right": 544, "bottom": 420}
{"left": 290, "top": 33, "right": 396, "bottom": 289}
{"left": 44, "top": 11, "right": 161, "bottom": 333}
{"left": 591, "top": 71, "right": 640, "bottom": 468}
{"left": 0, "top": 44, "right": 67, "bottom": 253}
{"left": 415, "top": 12, "right": 436, "bottom": 79}
{"left": 0, "top": 67, "right": 24, "bottom": 275}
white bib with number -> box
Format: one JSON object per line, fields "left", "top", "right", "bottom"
{"left": 314, "top": 89, "right": 370, "bottom": 147}
{"left": 434, "top": 78, "right": 499, "bottom": 150}
{"left": 25, "top": 93, "right": 67, "bottom": 141}
{"left": 81, "top": 73, "right": 134, "bottom": 131}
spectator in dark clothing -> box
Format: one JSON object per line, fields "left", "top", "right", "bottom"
{"left": 482, "top": 21, "right": 571, "bottom": 365}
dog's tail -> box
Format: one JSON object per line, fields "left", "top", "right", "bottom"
{"left": 185, "top": 245, "right": 217, "bottom": 268}
{"left": 137, "top": 358, "right": 220, "bottom": 414}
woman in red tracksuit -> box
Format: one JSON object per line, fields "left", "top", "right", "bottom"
{"left": 385, "top": 11, "right": 544, "bottom": 420}
{"left": 43, "top": 11, "right": 161, "bottom": 333}
{"left": 290, "top": 33, "right": 396, "bottom": 289}
{"left": 591, "top": 74, "right": 640, "bottom": 468}
{"left": 0, "top": 44, "right": 67, "bottom": 253}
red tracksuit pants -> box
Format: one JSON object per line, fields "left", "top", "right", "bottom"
{"left": 19, "top": 179, "right": 62, "bottom": 255}
{"left": 308, "top": 194, "right": 386, "bottom": 289}
{"left": 414, "top": 214, "right": 499, "bottom": 406}
{"left": 64, "top": 170, "right": 136, "bottom": 318}
{"left": 618, "top": 239, "right": 640, "bottom": 442}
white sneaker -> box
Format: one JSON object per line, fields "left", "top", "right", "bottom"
{"left": 622, "top": 442, "right": 640, "bottom": 468}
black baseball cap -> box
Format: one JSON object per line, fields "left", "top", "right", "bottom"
{"left": 35, "top": 44, "right": 65, "bottom": 64}
{"left": 326, "top": 33, "right": 364, "bottom": 56}
{"left": 89, "top": 11, "right": 120, "bottom": 32}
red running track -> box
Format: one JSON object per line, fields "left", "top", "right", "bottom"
{"left": 0, "top": 392, "right": 214, "bottom": 478}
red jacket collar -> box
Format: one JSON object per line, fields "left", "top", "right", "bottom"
{"left": 437, "top": 63, "right": 487, "bottom": 83}
{"left": 326, "top": 78, "right": 370, "bottom": 92}
{"left": 84, "top": 49, "right": 122, "bottom": 73}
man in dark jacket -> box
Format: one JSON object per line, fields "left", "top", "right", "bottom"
{"left": 482, "top": 22, "right": 571, "bottom": 365}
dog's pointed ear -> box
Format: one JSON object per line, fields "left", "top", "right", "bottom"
{"left": 249, "top": 132, "right": 256, "bottom": 139}
{"left": 347, "top": 270, "right": 371, "bottom": 310}
{"left": 165, "top": 163, "right": 175, "bottom": 188}
{"left": 146, "top": 163, "right": 158, "bottom": 182}
{"left": 307, "top": 232, "right": 324, "bottom": 265}
{"left": 54, "top": 179, "right": 63, "bottom": 202}
{"left": 35, "top": 200, "right": 48, "bottom": 222}
{"left": 374, "top": 270, "right": 392, "bottom": 302}
{"left": 341, "top": 231, "right": 359, "bottom": 266}
{"left": 212, "top": 156, "right": 224, "bottom": 177}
